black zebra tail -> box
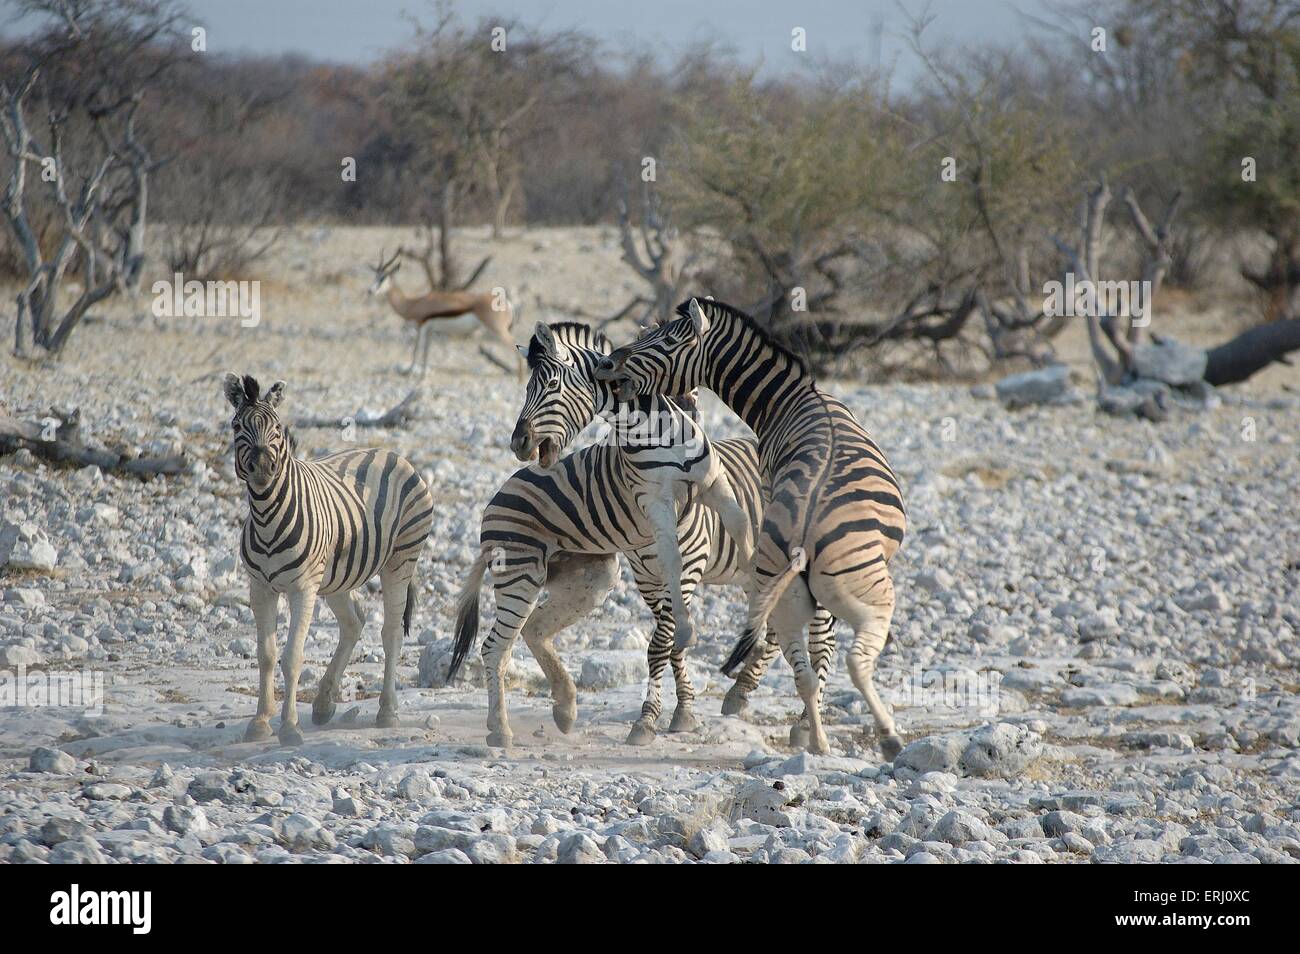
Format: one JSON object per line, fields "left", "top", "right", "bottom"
{"left": 447, "top": 551, "right": 490, "bottom": 682}
{"left": 721, "top": 627, "right": 762, "bottom": 676}
{"left": 402, "top": 578, "right": 416, "bottom": 641}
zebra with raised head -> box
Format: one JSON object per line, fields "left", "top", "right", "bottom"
{"left": 223, "top": 373, "right": 434, "bottom": 745}
{"left": 448, "top": 322, "right": 835, "bottom": 747}
{"left": 596, "top": 298, "right": 908, "bottom": 758}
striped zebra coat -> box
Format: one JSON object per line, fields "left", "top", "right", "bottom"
{"left": 597, "top": 299, "right": 908, "bottom": 757}
{"left": 224, "top": 373, "right": 434, "bottom": 746}
{"left": 448, "top": 323, "right": 834, "bottom": 747}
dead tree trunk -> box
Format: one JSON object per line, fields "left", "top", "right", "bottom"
{"left": 616, "top": 180, "right": 693, "bottom": 327}
{"left": 1204, "top": 318, "right": 1300, "bottom": 386}
{"left": 1053, "top": 175, "right": 1182, "bottom": 385}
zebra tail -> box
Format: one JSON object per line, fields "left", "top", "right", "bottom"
{"left": 447, "top": 550, "right": 490, "bottom": 682}
{"left": 721, "top": 547, "right": 808, "bottom": 676}
{"left": 402, "top": 577, "right": 416, "bottom": 641}
{"left": 720, "top": 627, "right": 762, "bottom": 676}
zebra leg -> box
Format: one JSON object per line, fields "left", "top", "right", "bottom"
{"left": 628, "top": 601, "right": 673, "bottom": 745}
{"left": 791, "top": 609, "right": 837, "bottom": 748}
{"left": 667, "top": 572, "right": 703, "bottom": 733}
{"left": 698, "top": 469, "right": 754, "bottom": 566}
{"left": 482, "top": 553, "right": 546, "bottom": 749}
{"left": 278, "top": 585, "right": 319, "bottom": 746}
{"left": 644, "top": 497, "right": 694, "bottom": 651}
{"left": 375, "top": 570, "right": 411, "bottom": 728}
{"left": 667, "top": 644, "right": 699, "bottom": 733}
{"left": 837, "top": 575, "right": 903, "bottom": 760}
{"left": 520, "top": 554, "right": 618, "bottom": 734}
{"left": 314, "top": 592, "right": 365, "bottom": 725}
{"left": 244, "top": 578, "right": 280, "bottom": 742}
{"left": 721, "top": 631, "right": 780, "bottom": 716}
{"left": 769, "top": 583, "right": 826, "bottom": 754}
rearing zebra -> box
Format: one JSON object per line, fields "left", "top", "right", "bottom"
{"left": 597, "top": 299, "right": 908, "bottom": 758}
{"left": 448, "top": 322, "right": 834, "bottom": 747}
{"left": 223, "top": 373, "right": 434, "bottom": 745}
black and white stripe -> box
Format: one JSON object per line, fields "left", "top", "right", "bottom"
{"left": 224, "top": 372, "right": 434, "bottom": 745}
{"left": 449, "top": 323, "right": 833, "bottom": 747}
{"left": 597, "top": 298, "right": 908, "bottom": 757}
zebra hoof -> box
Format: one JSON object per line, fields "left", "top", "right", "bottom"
{"left": 626, "top": 721, "right": 656, "bottom": 746}
{"left": 311, "top": 700, "right": 336, "bottom": 726}
{"left": 880, "top": 733, "right": 904, "bottom": 761}
{"left": 243, "top": 718, "right": 273, "bottom": 742}
{"left": 486, "top": 731, "right": 513, "bottom": 749}
{"left": 720, "top": 685, "right": 750, "bottom": 717}
{"left": 553, "top": 701, "right": 577, "bottom": 734}
{"left": 668, "top": 709, "right": 698, "bottom": 733}
{"left": 807, "top": 730, "right": 831, "bottom": 755}
{"left": 278, "top": 723, "right": 305, "bottom": 747}
{"left": 789, "top": 721, "right": 811, "bottom": 748}
{"left": 376, "top": 709, "right": 399, "bottom": 729}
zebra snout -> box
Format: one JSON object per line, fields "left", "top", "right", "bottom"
{"left": 593, "top": 355, "right": 620, "bottom": 380}
{"left": 510, "top": 421, "right": 537, "bottom": 462}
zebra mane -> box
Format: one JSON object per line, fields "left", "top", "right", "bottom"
{"left": 673, "top": 298, "right": 809, "bottom": 376}
{"left": 526, "top": 321, "right": 611, "bottom": 369}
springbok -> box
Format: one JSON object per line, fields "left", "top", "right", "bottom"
{"left": 367, "top": 249, "right": 521, "bottom": 378}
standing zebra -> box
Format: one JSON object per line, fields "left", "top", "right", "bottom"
{"left": 597, "top": 299, "right": 908, "bottom": 758}
{"left": 223, "top": 373, "right": 434, "bottom": 745}
{"left": 449, "top": 322, "right": 834, "bottom": 746}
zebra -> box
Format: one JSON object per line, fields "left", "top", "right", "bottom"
{"left": 447, "top": 322, "right": 835, "bottom": 747}
{"left": 513, "top": 320, "right": 754, "bottom": 649}
{"left": 223, "top": 373, "right": 434, "bottom": 746}
{"left": 596, "top": 298, "right": 908, "bottom": 758}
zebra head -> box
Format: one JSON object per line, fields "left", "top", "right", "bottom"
{"left": 223, "top": 372, "right": 290, "bottom": 488}
{"left": 511, "top": 322, "right": 605, "bottom": 469}
{"left": 595, "top": 297, "right": 712, "bottom": 401}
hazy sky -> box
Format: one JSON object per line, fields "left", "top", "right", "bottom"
{"left": 34, "top": 0, "right": 1035, "bottom": 73}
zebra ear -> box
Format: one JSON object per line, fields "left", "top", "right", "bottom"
{"left": 687, "top": 298, "right": 711, "bottom": 336}
{"left": 223, "top": 372, "right": 246, "bottom": 409}
{"left": 533, "top": 321, "right": 555, "bottom": 354}
{"left": 516, "top": 343, "right": 530, "bottom": 358}
{"left": 264, "top": 380, "right": 286, "bottom": 408}
{"left": 533, "top": 322, "right": 569, "bottom": 362}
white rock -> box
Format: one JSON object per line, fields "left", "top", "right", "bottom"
{"left": 29, "top": 747, "right": 76, "bottom": 774}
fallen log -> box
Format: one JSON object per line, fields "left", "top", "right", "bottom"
{"left": 1204, "top": 318, "right": 1300, "bottom": 386}
{"left": 0, "top": 407, "right": 188, "bottom": 476}
{"left": 292, "top": 388, "right": 422, "bottom": 430}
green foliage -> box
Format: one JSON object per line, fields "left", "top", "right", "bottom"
{"left": 662, "top": 75, "right": 898, "bottom": 310}
{"left": 1199, "top": 91, "right": 1300, "bottom": 240}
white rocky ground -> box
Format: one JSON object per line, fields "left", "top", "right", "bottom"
{"left": 1, "top": 225, "right": 1298, "bottom": 864}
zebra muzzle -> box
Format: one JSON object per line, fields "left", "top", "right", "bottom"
{"left": 510, "top": 422, "right": 537, "bottom": 462}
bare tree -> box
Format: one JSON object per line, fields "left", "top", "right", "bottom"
{"left": 615, "top": 179, "right": 695, "bottom": 327}
{"left": 1052, "top": 175, "right": 1182, "bottom": 384}
{"left": 0, "top": 0, "right": 180, "bottom": 358}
